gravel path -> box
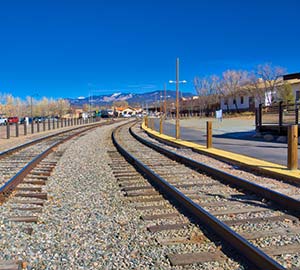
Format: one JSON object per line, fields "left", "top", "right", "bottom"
{"left": 0, "top": 121, "right": 171, "bottom": 269}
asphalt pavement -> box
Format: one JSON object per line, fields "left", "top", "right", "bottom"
{"left": 153, "top": 117, "right": 300, "bottom": 168}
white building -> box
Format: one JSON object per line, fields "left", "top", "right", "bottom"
{"left": 220, "top": 73, "right": 300, "bottom": 112}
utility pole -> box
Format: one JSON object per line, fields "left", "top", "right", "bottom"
{"left": 176, "top": 58, "right": 179, "bottom": 139}
{"left": 164, "top": 83, "right": 167, "bottom": 115}
{"left": 160, "top": 90, "right": 162, "bottom": 114}
{"left": 169, "top": 58, "right": 186, "bottom": 139}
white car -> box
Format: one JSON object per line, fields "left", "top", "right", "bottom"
{"left": 0, "top": 117, "right": 7, "bottom": 125}
{"left": 122, "top": 113, "right": 131, "bottom": 118}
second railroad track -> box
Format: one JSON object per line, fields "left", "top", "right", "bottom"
{"left": 111, "top": 121, "right": 300, "bottom": 270}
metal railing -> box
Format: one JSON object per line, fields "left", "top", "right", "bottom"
{"left": 0, "top": 117, "right": 101, "bottom": 140}
{"left": 256, "top": 101, "right": 299, "bottom": 133}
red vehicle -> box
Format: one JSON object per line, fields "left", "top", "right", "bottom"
{"left": 8, "top": 117, "right": 19, "bottom": 124}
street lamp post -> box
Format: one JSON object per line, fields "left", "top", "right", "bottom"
{"left": 164, "top": 83, "right": 167, "bottom": 115}
{"left": 169, "top": 58, "right": 186, "bottom": 139}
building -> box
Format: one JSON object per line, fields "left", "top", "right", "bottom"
{"left": 113, "top": 106, "right": 142, "bottom": 117}
{"left": 219, "top": 73, "right": 300, "bottom": 112}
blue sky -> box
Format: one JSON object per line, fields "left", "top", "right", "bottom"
{"left": 0, "top": 0, "right": 300, "bottom": 99}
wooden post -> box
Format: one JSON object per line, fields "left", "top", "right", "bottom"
{"left": 24, "top": 123, "right": 27, "bottom": 136}
{"left": 279, "top": 101, "right": 283, "bottom": 134}
{"left": 206, "top": 121, "right": 212, "bottom": 148}
{"left": 288, "top": 125, "right": 298, "bottom": 170}
{"left": 258, "top": 103, "right": 262, "bottom": 131}
{"left": 48, "top": 118, "right": 51, "bottom": 130}
{"left": 6, "top": 123, "right": 10, "bottom": 139}
{"left": 176, "top": 116, "right": 180, "bottom": 139}
{"left": 159, "top": 117, "right": 163, "bottom": 134}
{"left": 295, "top": 102, "right": 299, "bottom": 125}
{"left": 43, "top": 120, "right": 46, "bottom": 131}
{"left": 255, "top": 108, "right": 259, "bottom": 130}
{"left": 31, "top": 121, "right": 34, "bottom": 134}
{"left": 15, "top": 123, "right": 19, "bottom": 137}
{"left": 37, "top": 121, "right": 40, "bottom": 133}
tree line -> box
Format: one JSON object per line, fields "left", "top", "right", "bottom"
{"left": 194, "top": 63, "right": 294, "bottom": 113}
{"left": 0, "top": 94, "right": 71, "bottom": 118}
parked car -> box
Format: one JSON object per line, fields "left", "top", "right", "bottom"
{"left": 100, "top": 110, "right": 109, "bottom": 118}
{"left": 33, "top": 117, "right": 47, "bottom": 123}
{"left": 0, "top": 117, "right": 7, "bottom": 125}
{"left": 7, "top": 117, "right": 19, "bottom": 124}
{"left": 20, "top": 117, "right": 33, "bottom": 124}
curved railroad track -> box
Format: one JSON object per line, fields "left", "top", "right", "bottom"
{"left": 0, "top": 120, "right": 118, "bottom": 269}
{"left": 111, "top": 121, "right": 300, "bottom": 270}
{"left": 0, "top": 121, "right": 115, "bottom": 202}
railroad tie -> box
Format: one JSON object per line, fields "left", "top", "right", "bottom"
{"left": 147, "top": 222, "right": 190, "bottom": 233}
{"left": 12, "top": 207, "right": 43, "bottom": 213}
{"left": 22, "top": 180, "right": 46, "bottom": 185}
{"left": 168, "top": 251, "right": 226, "bottom": 266}
{"left": 141, "top": 212, "right": 180, "bottom": 221}
{"left": 15, "top": 192, "right": 48, "bottom": 200}
{"left": 6, "top": 216, "right": 38, "bottom": 223}
{"left": 156, "top": 234, "right": 208, "bottom": 245}
{"left": 224, "top": 213, "right": 298, "bottom": 226}
{"left": 135, "top": 204, "right": 170, "bottom": 211}
{"left": 12, "top": 199, "right": 44, "bottom": 206}
{"left": 0, "top": 260, "right": 24, "bottom": 270}
{"left": 16, "top": 187, "right": 43, "bottom": 192}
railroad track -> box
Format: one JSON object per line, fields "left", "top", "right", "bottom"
{"left": 0, "top": 120, "right": 114, "bottom": 270}
{"left": 111, "top": 121, "right": 300, "bottom": 270}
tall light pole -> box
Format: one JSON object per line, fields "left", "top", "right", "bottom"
{"left": 164, "top": 83, "right": 167, "bottom": 115}
{"left": 169, "top": 58, "right": 186, "bottom": 139}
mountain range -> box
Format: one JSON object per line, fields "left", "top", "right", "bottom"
{"left": 67, "top": 90, "right": 195, "bottom": 107}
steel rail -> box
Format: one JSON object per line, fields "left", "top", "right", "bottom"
{"left": 130, "top": 126, "right": 300, "bottom": 214}
{"left": 112, "top": 125, "right": 285, "bottom": 270}
{"left": 0, "top": 122, "right": 109, "bottom": 202}
{"left": 144, "top": 126, "right": 300, "bottom": 185}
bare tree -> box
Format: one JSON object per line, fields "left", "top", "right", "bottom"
{"left": 194, "top": 76, "right": 220, "bottom": 116}
{"left": 256, "top": 63, "right": 285, "bottom": 105}
{"left": 56, "top": 98, "right": 70, "bottom": 117}
{"left": 219, "top": 70, "right": 248, "bottom": 113}
{"left": 244, "top": 72, "right": 265, "bottom": 105}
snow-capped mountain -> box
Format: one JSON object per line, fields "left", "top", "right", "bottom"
{"left": 67, "top": 90, "right": 194, "bottom": 107}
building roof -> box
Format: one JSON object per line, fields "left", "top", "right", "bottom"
{"left": 283, "top": 73, "right": 300, "bottom": 81}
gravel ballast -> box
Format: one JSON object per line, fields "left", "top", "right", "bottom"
{"left": 0, "top": 122, "right": 172, "bottom": 269}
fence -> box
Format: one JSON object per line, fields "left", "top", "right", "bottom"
{"left": 256, "top": 101, "right": 299, "bottom": 134}
{"left": 0, "top": 117, "right": 101, "bottom": 140}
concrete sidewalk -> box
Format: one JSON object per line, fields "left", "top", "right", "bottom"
{"left": 153, "top": 117, "right": 299, "bottom": 168}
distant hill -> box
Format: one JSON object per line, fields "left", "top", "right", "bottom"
{"left": 67, "top": 90, "right": 195, "bottom": 107}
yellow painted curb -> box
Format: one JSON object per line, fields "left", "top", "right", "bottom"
{"left": 141, "top": 121, "right": 300, "bottom": 180}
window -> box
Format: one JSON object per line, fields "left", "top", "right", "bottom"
{"left": 233, "top": 99, "right": 236, "bottom": 105}
{"left": 296, "top": 91, "right": 300, "bottom": 101}
{"left": 240, "top": 96, "right": 244, "bottom": 104}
